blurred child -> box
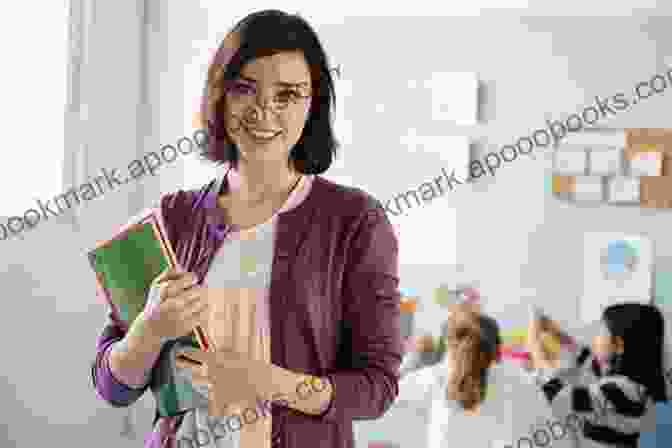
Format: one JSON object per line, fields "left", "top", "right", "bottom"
{"left": 528, "top": 303, "right": 668, "bottom": 448}
{"left": 395, "top": 304, "right": 570, "bottom": 448}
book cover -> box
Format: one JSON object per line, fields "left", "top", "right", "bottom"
{"left": 88, "top": 209, "right": 211, "bottom": 416}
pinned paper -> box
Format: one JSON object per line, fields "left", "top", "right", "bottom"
{"left": 589, "top": 147, "right": 622, "bottom": 176}
{"left": 630, "top": 151, "right": 662, "bottom": 176}
{"left": 607, "top": 176, "right": 640, "bottom": 203}
{"left": 573, "top": 176, "right": 603, "bottom": 201}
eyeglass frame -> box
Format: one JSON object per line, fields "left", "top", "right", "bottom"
{"left": 222, "top": 78, "right": 313, "bottom": 115}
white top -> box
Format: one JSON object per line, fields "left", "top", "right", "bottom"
{"left": 174, "top": 170, "right": 313, "bottom": 448}
{"left": 395, "top": 360, "right": 575, "bottom": 448}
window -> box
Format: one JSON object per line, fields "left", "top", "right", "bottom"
{"left": 0, "top": 1, "right": 69, "bottom": 218}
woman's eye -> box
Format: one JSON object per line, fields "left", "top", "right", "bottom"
{"left": 277, "top": 90, "right": 302, "bottom": 103}
{"left": 230, "top": 83, "right": 255, "bottom": 95}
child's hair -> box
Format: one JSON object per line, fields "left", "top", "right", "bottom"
{"left": 602, "top": 302, "right": 668, "bottom": 403}
{"left": 442, "top": 308, "right": 501, "bottom": 411}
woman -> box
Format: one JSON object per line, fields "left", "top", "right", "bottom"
{"left": 91, "top": 10, "right": 403, "bottom": 448}
{"left": 394, "top": 305, "right": 570, "bottom": 448}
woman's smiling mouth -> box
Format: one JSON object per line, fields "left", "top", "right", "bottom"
{"left": 244, "top": 126, "right": 281, "bottom": 142}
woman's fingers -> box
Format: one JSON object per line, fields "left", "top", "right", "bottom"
{"left": 160, "top": 286, "right": 205, "bottom": 313}
{"left": 162, "top": 272, "right": 199, "bottom": 299}
{"left": 181, "top": 301, "right": 210, "bottom": 329}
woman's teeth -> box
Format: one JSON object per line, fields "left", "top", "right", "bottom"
{"left": 246, "top": 128, "right": 279, "bottom": 140}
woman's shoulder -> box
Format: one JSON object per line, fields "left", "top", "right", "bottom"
{"left": 310, "top": 176, "right": 386, "bottom": 218}
{"left": 158, "top": 179, "right": 219, "bottom": 215}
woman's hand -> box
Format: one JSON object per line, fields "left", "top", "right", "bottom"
{"left": 136, "top": 268, "right": 209, "bottom": 343}
{"left": 184, "top": 350, "right": 333, "bottom": 417}
{"left": 184, "top": 350, "right": 288, "bottom": 416}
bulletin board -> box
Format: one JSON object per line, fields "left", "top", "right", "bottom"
{"left": 550, "top": 128, "right": 672, "bottom": 208}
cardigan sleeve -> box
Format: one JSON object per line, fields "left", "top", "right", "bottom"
{"left": 91, "top": 313, "right": 151, "bottom": 407}
{"left": 318, "top": 203, "right": 403, "bottom": 422}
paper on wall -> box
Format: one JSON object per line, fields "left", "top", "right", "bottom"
{"left": 589, "top": 147, "right": 622, "bottom": 176}
{"left": 573, "top": 176, "right": 603, "bottom": 201}
{"left": 630, "top": 151, "right": 662, "bottom": 176}
{"left": 607, "top": 176, "right": 640, "bottom": 203}
{"left": 582, "top": 233, "right": 653, "bottom": 323}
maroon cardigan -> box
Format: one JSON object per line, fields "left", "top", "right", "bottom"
{"left": 91, "top": 175, "right": 403, "bottom": 448}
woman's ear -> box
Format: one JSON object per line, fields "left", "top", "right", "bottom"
{"left": 614, "top": 335, "right": 625, "bottom": 354}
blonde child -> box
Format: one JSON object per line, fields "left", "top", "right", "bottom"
{"left": 395, "top": 304, "right": 571, "bottom": 448}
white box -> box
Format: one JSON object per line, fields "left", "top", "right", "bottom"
{"left": 607, "top": 176, "right": 640, "bottom": 203}
{"left": 589, "top": 147, "right": 622, "bottom": 176}
{"left": 424, "top": 72, "right": 478, "bottom": 125}
{"left": 554, "top": 148, "right": 587, "bottom": 175}
{"left": 573, "top": 176, "right": 603, "bottom": 201}
{"left": 630, "top": 151, "right": 662, "bottom": 176}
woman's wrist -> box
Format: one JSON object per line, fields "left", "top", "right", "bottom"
{"left": 108, "top": 316, "right": 164, "bottom": 387}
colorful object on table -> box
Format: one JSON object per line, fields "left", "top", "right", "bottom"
{"left": 498, "top": 327, "right": 562, "bottom": 363}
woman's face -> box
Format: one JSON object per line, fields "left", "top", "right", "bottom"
{"left": 224, "top": 50, "right": 313, "bottom": 168}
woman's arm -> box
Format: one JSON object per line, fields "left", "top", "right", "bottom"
{"left": 107, "top": 310, "right": 165, "bottom": 388}
{"left": 313, "top": 205, "right": 404, "bottom": 422}
{"left": 92, "top": 313, "right": 154, "bottom": 407}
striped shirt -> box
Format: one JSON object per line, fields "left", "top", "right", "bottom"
{"left": 532, "top": 345, "right": 653, "bottom": 448}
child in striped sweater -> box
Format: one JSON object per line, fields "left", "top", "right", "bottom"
{"left": 527, "top": 303, "right": 668, "bottom": 448}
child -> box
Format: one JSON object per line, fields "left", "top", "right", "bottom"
{"left": 394, "top": 304, "right": 571, "bottom": 448}
{"left": 527, "top": 303, "right": 669, "bottom": 448}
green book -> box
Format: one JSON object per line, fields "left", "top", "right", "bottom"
{"left": 88, "top": 210, "right": 210, "bottom": 416}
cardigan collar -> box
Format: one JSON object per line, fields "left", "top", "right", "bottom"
{"left": 198, "top": 164, "right": 322, "bottom": 242}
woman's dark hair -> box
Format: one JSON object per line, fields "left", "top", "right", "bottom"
{"left": 603, "top": 303, "right": 668, "bottom": 403}
{"left": 198, "top": 9, "right": 339, "bottom": 174}
{"left": 443, "top": 308, "right": 501, "bottom": 410}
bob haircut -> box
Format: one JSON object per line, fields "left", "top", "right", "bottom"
{"left": 198, "top": 9, "right": 339, "bottom": 175}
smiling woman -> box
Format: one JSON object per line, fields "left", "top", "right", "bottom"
{"left": 91, "top": 9, "right": 402, "bottom": 448}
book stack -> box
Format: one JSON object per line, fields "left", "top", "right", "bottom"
{"left": 88, "top": 209, "right": 210, "bottom": 416}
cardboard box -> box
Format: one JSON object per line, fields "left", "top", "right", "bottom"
{"left": 640, "top": 176, "right": 672, "bottom": 208}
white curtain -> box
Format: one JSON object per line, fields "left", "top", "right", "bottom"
{"left": 64, "top": 0, "right": 151, "bottom": 232}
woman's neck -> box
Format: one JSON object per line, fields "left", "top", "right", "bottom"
{"left": 232, "top": 161, "right": 300, "bottom": 204}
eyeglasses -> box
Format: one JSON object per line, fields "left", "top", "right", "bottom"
{"left": 225, "top": 80, "right": 312, "bottom": 114}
